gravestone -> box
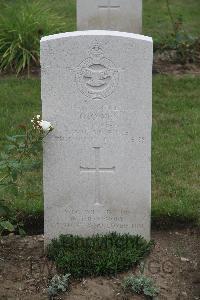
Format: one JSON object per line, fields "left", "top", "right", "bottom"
{"left": 77, "top": 0, "right": 142, "bottom": 33}
{"left": 41, "top": 30, "right": 153, "bottom": 243}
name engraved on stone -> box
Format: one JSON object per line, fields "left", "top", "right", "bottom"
{"left": 80, "top": 147, "right": 115, "bottom": 205}
{"left": 75, "top": 42, "right": 119, "bottom": 100}
{"left": 98, "top": 0, "right": 120, "bottom": 9}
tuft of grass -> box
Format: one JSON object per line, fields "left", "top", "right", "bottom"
{"left": 47, "top": 233, "right": 153, "bottom": 278}
{"left": 0, "top": 1, "right": 65, "bottom": 75}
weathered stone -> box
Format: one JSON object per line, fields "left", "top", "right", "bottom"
{"left": 77, "top": 0, "right": 142, "bottom": 33}
{"left": 41, "top": 30, "right": 153, "bottom": 243}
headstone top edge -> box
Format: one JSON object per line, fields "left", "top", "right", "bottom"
{"left": 40, "top": 30, "right": 152, "bottom": 44}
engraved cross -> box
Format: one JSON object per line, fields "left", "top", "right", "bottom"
{"left": 80, "top": 147, "right": 115, "bottom": 206}
{"left": 98, "top": 0, "right": 120, "bottom": 26}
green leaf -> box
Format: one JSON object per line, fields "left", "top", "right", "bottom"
{"left": 0, "top": 200, "right": 10, "bottom": 217}
{"left": 8, "top": 184, "right": 18, "bottom": 196}
{"left": 8, "top": 160, "right": 21, "bottom": 169}
{"left": 0, "top": 152, "right": 8, "bottom": 160}
{"left": 10, "top": 169, "right": 18, "bottom": 181}
{"left": 22, "top": 160, "right": 41, "bottom": 171}
{"left": 0, "top": 161, "right": 7, "bottom": 169}
{"left": 6, "top": 135, "right": 17, "bottom": 142}
{"left": 12, "top": 135, "right": 26, "bottom": 139}
{"left": 18, "top": 228, "right": 26, "bottom": 236}
{"left": 4, "top": 144, "right": 16, "bottom": 152}
{"left": 0, "top": 220, "right": 15, "bottom": 232}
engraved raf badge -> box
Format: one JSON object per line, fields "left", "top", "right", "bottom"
{"left": 75, "top": 41, "right": 119, "bottom": 100}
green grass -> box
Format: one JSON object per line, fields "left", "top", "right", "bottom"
{"left": 47, "top": 233, "right": 152, "bottom": 278}
{"left": 0, "top": 1, "right": 65, "bottom": 74}
{"left": 0, "top": 0, "right": 199, "bottom": 39}
{"left": 0, "top": 75, "right": 199, "bottom": 225}
{"left": 0, "top": 78, "right": 40, "bottom": 141}
{"left": 0, "top": 77, "right": 42, "bottom": 214}
{"left": 152, "top": 75, "right": 200, "bottom": 224}
{"left": 143, "top": 0, "right": 200, "bottom": 38}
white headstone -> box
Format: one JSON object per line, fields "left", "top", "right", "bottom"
{"left": 41, "top": 31, "right": 153, "bottom": 244}
{"left": 77, "top": 0, "right": 142, "bottom": 33}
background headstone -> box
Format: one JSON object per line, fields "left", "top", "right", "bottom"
{"left": 77, "top": 0, "right": 142, "bottom": 33}
{"left": 41, "top": 30, "right": 153, "bottom": 243}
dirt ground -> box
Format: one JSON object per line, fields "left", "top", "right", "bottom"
{"left": 153, "top": 58, "right": 200, "bottom": 76}
{"left": 0, "top": 228, "right": 199, "bottom": 300}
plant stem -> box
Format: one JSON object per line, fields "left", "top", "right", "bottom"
{"left": 166, "top": 0, "right": 177, "bottom": 35}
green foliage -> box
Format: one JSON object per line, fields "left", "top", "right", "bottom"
{"left": 47, "top": 233, "right": 153, "bottom": 278}
{"left": 0, "top": 1, "right": 65, "bottom": 75}
{"left": 0, "top": 131, "right": 42, "bottom": 192}
{"left": 0, "top": 114, "right": 53, "bottom": 234}
{"left": 0, "top": 219, "right": 14, "bottom": 232}
{"left": 0, "top": 199, "right": 10, "bottom": 216}
{"left": 0, "top": 199, "right": 25, "bottom": 235}
{"left": 122, "top": 274, "right": 159, "bottom": 298}
{"left": 153, "top": 0, "right": 200, "bottom": 64}
{"left": 47, "top": 274, "right": 70, "bottom": 299}
{"left": 143, "top": 0, "right": 200, "bottom": 39}
{"left": 0, "top": 216, "right": 25, "bottom": 235}
{"left": 154, "top": 31, "right": 200, "bottom": 65}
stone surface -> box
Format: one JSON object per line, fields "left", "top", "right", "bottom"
{"left": 41, "top": 30, "right": 153, "bottom": 243}
{"left": 77, "top": 0, "right": 142, "bottom": 33}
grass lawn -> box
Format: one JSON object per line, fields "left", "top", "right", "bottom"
{"left": 0, "top": 0, "right": 200, "bottom": 38}
{"left": 0, "top": 75, "right": 199, "bottom": 225}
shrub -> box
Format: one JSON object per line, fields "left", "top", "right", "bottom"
{"left": 153, "top": 0, "right": 200, "bottom": 65}
{"left": 122, "top": 274, "right": 159, "bottom": 298}
{"left": 47, "top": 274, "right": 70, "bottom": 299}
{"left": 47, "top": 233, "right": 153, "bottom": 278}
{"left": 154, "top": 34, "right": 200, "bottom": 65}
{"left": 0, "top": 1, "right": 65, "bottom": 75}
{"left": 0, "top": 114, "right": 53, "bottom": 235}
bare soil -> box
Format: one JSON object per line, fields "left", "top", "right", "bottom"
{"left": 153, "top": 59, "right": 200, "bottom": 76}
{"left": 0, "top": 229, "right": 199, "bottom": 300}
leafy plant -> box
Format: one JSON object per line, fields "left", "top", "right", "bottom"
{"left": 153, "top": 0, "right": 200, "bottom": 65}
{"left": 0, "top": 198, "right": 26, "bottom": 235}
{"left": 122, "top": 274, "right": 159, "bottom": 299}
{"left": 0, "top": 199, "right": 13, "bottom": 234}
{"left": 0, "top": 199, "right": 10, "bottom": 217}
{"left": 47, "top": 233, "right": 153, "bottom": 278}
{"left": 47, "top": 274, "right": 70, "bottom": 299}
{"left": 0, "top": 115, "right": 53, "bottom": 234}
{"left": 0, "top": 0, "right": 65, "bottom": 75}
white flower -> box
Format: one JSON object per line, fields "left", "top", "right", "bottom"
{"left": 36, "top": 115, "right": 40, "bottom": 119}
{"left": 38, "top": 120, "right": 52, "bottom": 132}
